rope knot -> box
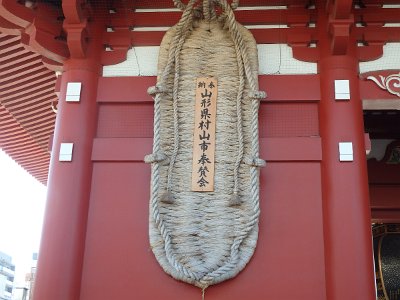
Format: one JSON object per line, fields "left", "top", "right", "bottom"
{"left": 248, "top": 90, "right": 266, "bottom": 100}
{"left": 144, "top": 152, "right": 169, "bottom": 165}
{"left": 160, "top": 191, "right": 175, "bottom": 204}
{"left": 193, "top": 7, "right": 203, "bottom": 19}
{"left": 148, "top": 84, "right": 167, "bottom": 96}
{"left": 228, "top": 192, "right": 242, "bottom": 207}
{"left": 243, "top": 156, "right": 266, "bottom": 168}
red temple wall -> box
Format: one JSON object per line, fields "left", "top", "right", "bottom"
{"left": 2, "top": 0, "right": 398, "bottom": 298}
{"left": 80, "top": 162, "right": 325, "bottom": 299}
{"left": 78, "top": 75, "right": 325, "bottom": 299}
{"left": 35, "top": 67, "right": 389, "bottom": 299}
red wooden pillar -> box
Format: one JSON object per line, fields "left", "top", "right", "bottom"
{"left": 32, "top": 24, "right": 103, "bottom": 300}
{"left": 318, "top": 11, "right": 376, "bottom": 300}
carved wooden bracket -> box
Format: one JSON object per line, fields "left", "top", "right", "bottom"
{"left": 64, "top": 21, "right": 88, "bottom": 59}
{"left": 42, "top": 56, "right": 64, "bottom": 72}
{"left": 382, "top": 141, "right": 400, "bottom": 165}
{"left": 0, "top": 15, "right": 22, "bottom": 35}
{"left": 62, "top": 0, "right": 85, "bottom": 24}
{"left": 101, "top": 47, "right": 129, "bottom": 66}
{"left": 386, "top": 146, "right": 400, "bottom": 164}
{"left": 0, "top": 0, "right": 68, "bottom": 63}
{"left": 325, "top": 0, "right": 354, "bottom": 55}
{"left": 22, "top": 15, "right": 69, "bottom": 62}
{"left": 367, "top": 72, "right": 400, "bottom": 98}
{"left": 62, "top": 0, "right": 89, "bottom": 59}
{"left": 329, "top": 18, "right": 353, "bottom": 55}
{"left": 0, "top": 0, "right": 33, "bottom": 28}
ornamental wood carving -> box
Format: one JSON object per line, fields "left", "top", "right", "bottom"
{"left": 0, "top": 0, "right": 68, "bottom": 65}
{"left": 367, "top": 72, "right": 400, "bottom": 98}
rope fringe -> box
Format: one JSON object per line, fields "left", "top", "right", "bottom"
{"left": 148, "top": 85, "right": 168, "bottom": 96}
{"left": 160, "top": 191, "right": 175, "bottom": 204}
{"left": 243, "top": 156, "right": 267, "bottom": 168}
{"left": 144, "top": 152, "right": 169, "bottom": 165}
{"left": 248, "top": 90, "right": 267, "bottom": 99}
{"left": 228, "top": 193, "right": 242, "bottom": 206}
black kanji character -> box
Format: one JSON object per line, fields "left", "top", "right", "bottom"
{"left": 201, "top": 89, "right": 212, "bottom": 98}
{"left": 201, "top": 108, "right": 211, "bottom": 120}
{"left": 198, "top": 153, "right": 211, "bottom": 165}
{"left": 199, "top": 131, "right": 210, "bottom": 140}
{"left": 199, "top": 140, "right": 211, "bottom": 151}
{"left": 197, "top": 176, "right": 209, "bottom": 187}
{"left": 197, "top": 165, "right": 209, "bottom": 177}
{"left": 198, "top": 119, "right": 211, "bottom": 130}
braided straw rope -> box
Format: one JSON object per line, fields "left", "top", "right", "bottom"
{"left": 146, "top": 0, "right": 266, "bottom": 289}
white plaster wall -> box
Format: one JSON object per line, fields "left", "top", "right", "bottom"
{"left": 102, "top": 47, "right": 159, "bottom": 77}
{"left": 359, "top": 43, "right": 400, "bottom": 74}
{"left": 103, "top": 44, "right": 317, "bottom": 77}
{"left": 258, "top": 44, "right": 317, "bottom": 74}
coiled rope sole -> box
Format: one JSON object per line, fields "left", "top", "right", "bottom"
{"left": 146, "top": 0, "right": 266, "bottom": 289}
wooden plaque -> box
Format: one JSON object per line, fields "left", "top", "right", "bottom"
{"left": 191, "top": 77, "right": 217, "bottom": 192}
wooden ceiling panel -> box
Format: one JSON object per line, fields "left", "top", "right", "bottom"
{"left": 0, "top": 34, "right": 57, "bottom": 185}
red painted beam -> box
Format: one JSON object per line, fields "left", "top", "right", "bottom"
{"left": 91, "top": 137, "right": 321, "bottom": 162}
{"left": 0, "top": 107, "right": 50, "bottom": 185}
{"left": 0, "top": 70, "right": 53, "bottom": 90}
{"left": 18, "top": 115, "right": 55, "bottom": 130}
{"left": 0, "top": 15, "right": 22, "bottom": 34}
{"left": 3, "top": 94, "right": 54, "bottom": 115}
{"left": 354, "top": 26, "right": 400, "bottom": 43}
{"left": 329, "top": 20, "right": 352, "bottom": 54}
{"left": 101, "top": 48, "right": 128, "bottom": 66}
{"left": 0, "top": 53, "right": 39, "bottom": 70}
{"left": 0, "top": 39, "right": 23, "bottom": 54}
{"left": 0, "top": 0, "right": 67, "bottom": 62}
{"left": 1, "top": 86, "right": 55, "bottom": 104}
{"left": 96, "top": 75, "right": 320, "bottom": 103}
{"left": 332, "top": 0, "right": 353, "bottom": 19}
{"left": 370, "top": 186, "right": 400, "bottom": 209}
{"left": 367, "top": 158, "right": 400, "bottom": 184}
{"left": 0, "top": 79, "right": 55, "bottom": 100}
{"left": 362, "top": 0, "right": 400, "bottom": 5}
{"left": 104, "top": 27, "right": 317, "bottom": 47}
{"left": 10, "top": 99, "right": 54, "bottom": 117}
{"left": 0, "top": 62, "right": 47, "bottom": 81}
{"left": 5, "top": 94, "right": 54, "bottom": 110}
{"left": 371, "top": 209, "right": 400, "bottom": 223}
{"left": 0, "top": 0, "right": 34, "bottom": 28}
{"left": 370, "top": 183, "right": 400, "bottom": 222}
{"left": 133, "top": 0, "right": 310, "bottom": 9}
{"left": 21, "top": 17, "right": 69, "bottom": 62}
{"left": 62, "top": 0, "right": 85, "bottom": 24}
{"left": 357, "top": 44, "right": 384, "bottom": 62}
{"left": 292, "top": 45, "right": 319, "bottom": 62}
{"left": 251, "top": 27, "right": 316, "bottom": 43}
{"left": 109, "top": 8, "right": 315, "bottom": 28}
{"left": 354, "top": 8, "right": 400, "bottom": 24}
